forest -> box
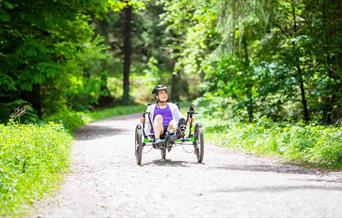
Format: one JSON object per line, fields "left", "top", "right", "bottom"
{"left": 0, "top": 0, "right": 341, "bottom": 215}
{"left": 1, "top": 0, "right": 341, "bottom": 124}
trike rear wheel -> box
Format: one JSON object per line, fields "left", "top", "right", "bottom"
{"left": 194, "top": 124, "right": 204, "bottom": 163}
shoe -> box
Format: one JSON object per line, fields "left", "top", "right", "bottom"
{"left": 177, "top": 118, "right": 187, "bottom": 137}
{"left": 168, "top": 132, "right": 177, "bottom": 142}
{"left": 154, "top": 138, "right": 164, "bottom": 147}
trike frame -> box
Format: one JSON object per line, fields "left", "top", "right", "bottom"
{"left": 134, "top": 104, "right": 204, "bottom": 165}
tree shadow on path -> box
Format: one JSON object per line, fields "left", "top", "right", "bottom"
{"left": 210, "top": 164, "right": 327, "bottom": 175}
{"left": 212, "top": 184, "right": 342, "bottom": 193}
{"left": 76, "top": 124, "right": 129, "bottom": 141}
{"left": 143, "top": 159, "right": 197, "bottom": 167}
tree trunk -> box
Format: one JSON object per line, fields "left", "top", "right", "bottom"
{"left": 122, "top": 5, "right": 132, "bottom": 105}
{"left": 242, "top": 37, "right": 253, "bottom": 122}
{"left": 292, "top": 0, "right": 309, "bottom": 122}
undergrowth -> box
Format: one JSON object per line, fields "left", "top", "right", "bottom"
{"left": 0, "top": 104, "right": 145, "bottom": 216}
{"left": 0, "top": 123, "right": 72, "bottom": 216}
{"left": 201, "top": 116, "right": 342, "bottom": 169}
{"left": 47, "top": 104, "right": 145, "bottom": 133}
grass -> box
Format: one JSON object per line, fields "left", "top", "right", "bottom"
{"left": 0, "top": 104, "right": 145, "bottom": 216}
{"left": 47, "top": 104, "right": 146, "bottom": 133}
{"left": 89, "top": 104, "right": 146, "bottom": 121}
{"left": 199, "top": 116, "right": 342, "bottom": 169}
{"left": 0, "top": 123, "right": 72, "bottom": 216}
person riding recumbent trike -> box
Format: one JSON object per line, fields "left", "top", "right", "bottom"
{"left": 134, "top": 104, "right": 204, "bottom": 165}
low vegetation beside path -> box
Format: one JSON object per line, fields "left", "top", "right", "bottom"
{"left": 47, "top": 104, "right": 146, "bottom": 133}
{"left": 202, "top": 116, "right": 342, "bottom": 169}
{"left": 0, "top": 123, "right": 72, "bottom": 216}
{"left": 0, "top": 104, "right": 144, "bottom": 216}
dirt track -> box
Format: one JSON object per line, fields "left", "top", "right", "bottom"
{"left": 31, "top": 114, "right": 342, "bottom": 217}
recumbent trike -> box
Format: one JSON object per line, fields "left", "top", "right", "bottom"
{"left": 134, "top": 104, "right": 204, "bottom": 165}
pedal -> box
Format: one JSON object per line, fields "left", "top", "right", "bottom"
{"left": 154, "top": 139, "right": 165, "bottom": 148}
{"left": 168, "top": 132, "right": 177, "bottom": 142}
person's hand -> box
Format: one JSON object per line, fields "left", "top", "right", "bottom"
{"left": 140, "top": 117, "right": 145, "bottom": 124}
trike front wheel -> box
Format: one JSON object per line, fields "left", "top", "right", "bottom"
{"left": 135, "top": 124, "right": 143, "bottom": 165}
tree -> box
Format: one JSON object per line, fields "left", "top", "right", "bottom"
{"left": 122, "top": 4, "right": 133, "bottom": 104}
{"left": 159, "top": 0, "right": 342, "bottom": 123}
{"left": 0, "top": 0, "right": 124, "bottom": 118}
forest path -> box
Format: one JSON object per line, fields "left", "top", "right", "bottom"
{"left": 31, "top": 114, "right": 342, "bottom": 217}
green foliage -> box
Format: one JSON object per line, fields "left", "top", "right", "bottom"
{"left": 202, "top": 115, "right": 342, "bottom": 168}
{"left": 0, "top": 103, "right": 146, "bottom": 215}
{"left": 89, "top": 104, "right": 146, "bottom": 121}
{"left": 0, "top": 123, "right": 73, "bottom": 216}
{"left": 157, "top": 0, "right": 218, "bottom": 99}
{"left": 46, "top": 110, "right": 93, "bottom": 133}
{"left": 46, "top": 104, "right": 145, "bottom": 133}
{"left": 0, "top": 0, "right": 131, "bottom": 117}
{"left": 0, "top": 101, "right": 39, "bottom": 124}
{"left": 159, "top": 0, "right": 342, "bottom": 123}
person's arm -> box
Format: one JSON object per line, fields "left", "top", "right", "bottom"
{"left": 140, "top": 105, "right": 150, "bottom": 124}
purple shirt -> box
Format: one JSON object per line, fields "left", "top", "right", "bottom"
{"left": 153, "top": 104, "right": 173, "bottom": 128}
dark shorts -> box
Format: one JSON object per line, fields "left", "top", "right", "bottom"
{"left": 160, "top": 125, "right": 169, "bottom": 136}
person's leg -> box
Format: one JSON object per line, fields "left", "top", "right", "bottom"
{"left": 167, "top": 120, "right": 177, "bottom": 143}
{"left": 153, "top": 115, "right": 164, "bottom": 140}
{"left": 167, "top": 120, "right": 176, "bottom": 133}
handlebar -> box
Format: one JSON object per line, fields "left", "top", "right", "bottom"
{"left": 186, "top": 105, "right": 197, "bottom": 138}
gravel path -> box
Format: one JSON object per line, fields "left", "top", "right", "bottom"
{"left": 31, "top": 114, "right": 342, "bottom": 217}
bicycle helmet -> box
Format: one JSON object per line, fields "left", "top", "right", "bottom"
{"left": 152, "top": 84, "right": 168, "bottom": 95}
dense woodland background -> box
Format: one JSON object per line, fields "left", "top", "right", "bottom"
{"left": 1, "top": 0, "right": 341, "bottom": 124}
{"left": 0, "top": 1, "right": 342, "bottom": 215}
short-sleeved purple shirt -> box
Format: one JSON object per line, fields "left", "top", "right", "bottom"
{"left": 153, "top": 104, "right": 173, "bottom": 128}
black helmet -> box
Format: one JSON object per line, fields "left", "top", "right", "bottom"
{"left": 152, "top": 84, "right": 168, "bottom": 95}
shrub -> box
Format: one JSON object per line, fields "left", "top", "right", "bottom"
{"left": 47, "top": 110, "right": 92, "bottom": 133}
{"left": 89, "top": 104, "right": 146, "bottom": 121}
{"left": 46, "top": 104, "right": 146, "bottom": 133}
{"left": 0, "top": 100, "right": 40, "bottom": 124}
{"left": 0, "top": 103, "right": 147, "bottom": 215}
{"left": 0, "top": 123, "right": 72, "bottom": 216}
{"left": 202, "top": 116, "right": 342, "bottom": 168}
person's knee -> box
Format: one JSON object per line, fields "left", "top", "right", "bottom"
{"left": 168, "top": 120, "right": 176, "bottom": 132}
{"left": 154, "top": 115, "right": 163, "bottom": 123}
{"left": 153, "top": 115, "right": 163, "bottom": 126}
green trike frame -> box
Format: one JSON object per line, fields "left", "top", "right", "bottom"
{"left": 135, "top": 104, "right": 204, "bottom": 165}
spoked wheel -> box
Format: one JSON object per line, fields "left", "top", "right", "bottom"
{"left": 194, "top": 124, "right": 204, "bottom": 163}
{"left": 135, "top": 124, "right": 143, "bottom": 165}
{"left": 161, "top": 148, "right": 166, "bottom": 159}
